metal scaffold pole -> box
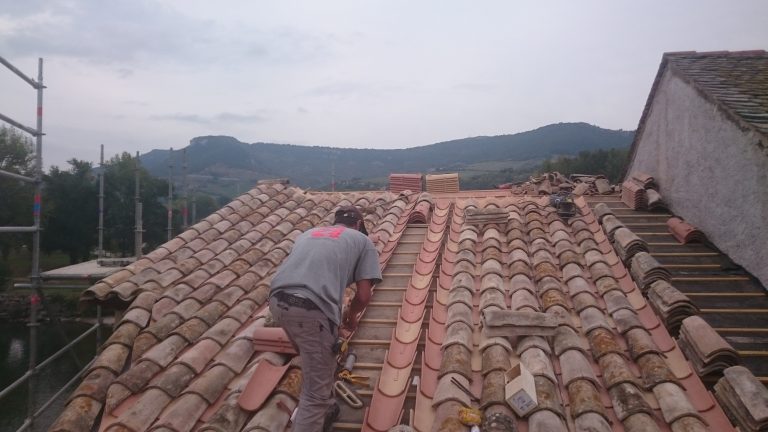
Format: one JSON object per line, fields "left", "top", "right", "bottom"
{"left": 167, "top": 147, "right": 173, "bottom": 241}
{"left": 0, "top": 55, "right": 95, "bottom": 431}
{"left": 134, "top": 151, "right": 143, "bottom": 258}
{"left": 27, "top": 57, "right": 45, "bottom": 429}
{"left": 98, "top": 144, "right": 105, "bottom": 259}
{"left": 182, "top": 148, "right": 188, "bottom": 229}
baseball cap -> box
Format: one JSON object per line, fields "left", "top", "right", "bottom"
{"left": 334, "top": 205, "right": 368, "bottom": 235}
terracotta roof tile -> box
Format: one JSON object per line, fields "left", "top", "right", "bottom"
{"left": 57, "top": 187, "right": 746, "bottom": 432}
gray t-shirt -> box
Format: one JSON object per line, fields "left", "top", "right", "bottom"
{"left": 270, "top": 224, "right": 383, "bottom": 325}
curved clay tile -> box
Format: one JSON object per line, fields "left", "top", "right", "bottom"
{"left": 520, "top": 346, "right": 557, "bottom": 384}
{"left": 511, "top": 289, "right": 540, "bottom": 312}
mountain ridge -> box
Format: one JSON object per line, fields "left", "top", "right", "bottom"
{"left": 140, "top": 122, "right": 634, "bottom": 190}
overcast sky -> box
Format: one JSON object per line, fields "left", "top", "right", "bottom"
{"left": 1, "top": 1, "right": 767, "bottom": 169}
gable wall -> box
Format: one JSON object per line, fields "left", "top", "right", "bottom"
{"left": 628, "top": 70, "right": 768, "bottom": 287}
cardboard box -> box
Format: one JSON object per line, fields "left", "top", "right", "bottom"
{"left": 505, "top": 361, "right": 538, "bottom": 417}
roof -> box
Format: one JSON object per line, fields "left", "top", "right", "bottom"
{"left": 628, "top": 50, "right": 768, "bottom": 168}
{"left": 51, "top": 182, "right": 760, "bottom": 432}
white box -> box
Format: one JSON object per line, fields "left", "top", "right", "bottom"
{"left": 504, "top": 361, "right": 538, "bottom": 417}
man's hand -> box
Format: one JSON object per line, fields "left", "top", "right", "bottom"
{"left": 340, "top": 279, "right": 373, "bottom": 338}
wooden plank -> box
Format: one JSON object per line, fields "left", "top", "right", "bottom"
{"left": 653, "top": 252, "right": 719, "bottom": 257}
{"left": 664, "top": 264, "right": 721, "bottom": 269}
{"left": 672, "top": 276, "right": 751, "bottom": 281}
{"left": 737, "top": 351, "right": 768, "bottom": 357}
{"left": 700, "top": 308, "right": 768, "bottom": 313}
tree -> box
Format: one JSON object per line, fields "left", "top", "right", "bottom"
{"left": 42, "top": 160, "right": 98, "bottom": 263}
{"left": 0, "top": 126, "right": 35, "bottom": 283}
{"left": 103, "top": 152, "right": 169, "bottom": 255}
{"left": 540, "top": 148, "right": 629, "bottom": 183}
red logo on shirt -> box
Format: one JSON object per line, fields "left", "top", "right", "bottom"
{"left": 311, "top": 226, "right": 346, "bottom": 239}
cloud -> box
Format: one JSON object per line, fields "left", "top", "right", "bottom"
{"left": 453, "top": 82, "right": 496, "bottom": 92}
{"left": 150, "top": 112, "right": 265, "bottom": 124}
{"left": 0, "top": 1, "right": 339, "bottom": 70}
{"left": 303, "top": 81, "right": 409, "bottom": 100}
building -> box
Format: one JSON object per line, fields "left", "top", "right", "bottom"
{"left": 626, "top": 50, "right": 768, "bottom": 287}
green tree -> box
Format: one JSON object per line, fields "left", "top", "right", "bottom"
{"left": 103, "top": 152, "right": 169, "bottom": 255}
{"left": 0, "top": 126, "right": 35, "bottom": 284}
{"left": 540, "top": 148, "right": 629, "bottom": 183}
{"left": 42, "top": 159, "right": 98, "bottom": 263}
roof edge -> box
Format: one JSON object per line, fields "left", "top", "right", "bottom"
{"left": 626, "top": 51, "right": 768, "bottom": 178}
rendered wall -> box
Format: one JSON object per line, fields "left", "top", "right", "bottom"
{"left": 628, "top": 70, "right": 768, "bottom": 287}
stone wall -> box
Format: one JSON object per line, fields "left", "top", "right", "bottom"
{"left": 627, "top": 70, "right": 768, "bottom": 287}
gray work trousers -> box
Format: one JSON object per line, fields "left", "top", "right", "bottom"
{"left": 270, "top": 299, "right": 337, "bottom": 432}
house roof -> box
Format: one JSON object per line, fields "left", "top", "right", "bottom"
{"left": 628, "top": 50, "right": 768, "bottom": 169}
{"left": 51, "top": 182, "right": 757, "bottom": 432}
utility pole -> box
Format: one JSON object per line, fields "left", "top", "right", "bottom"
{"left": 167, "top": 147, "right": 173, "bottom": 241}
{"left": 134, "top": 151, "right": 143, "bottom": 257}
{"left": 191, "top": 185, "right": 197, "bottom": 225}
{"left": 182, "top": 148, "right": 188, "bottom": 229}
{"left": 97, "top": 144, "right": 104, "bottom": 259}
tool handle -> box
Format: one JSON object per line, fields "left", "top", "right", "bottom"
{"left": 343, "top": 352, "right": 357, "bottom": 371}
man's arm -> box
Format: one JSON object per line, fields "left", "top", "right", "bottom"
{"left": 341, "top": 279, "right": 373, "bottom": 334}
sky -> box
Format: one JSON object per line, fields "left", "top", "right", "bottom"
{"left": 1, "top": 1, "right": 767, "bottom": 169}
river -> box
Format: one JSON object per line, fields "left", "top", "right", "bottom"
{"left": 0, "top": 322, "right": 109, "bottom": 432}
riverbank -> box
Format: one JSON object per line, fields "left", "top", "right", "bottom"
{"left": 0, "top": 321, "right": 111, "bottom": 431}
{"left": 0, "top": 291, "right": 97, "bottom": 323}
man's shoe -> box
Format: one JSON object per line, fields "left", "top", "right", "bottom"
{"left": 322, "top": 401, "right": 340, "bottom": 432}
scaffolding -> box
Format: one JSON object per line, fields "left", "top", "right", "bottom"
{"left": 0, "top": 56, "right": 103, "bottom": 432}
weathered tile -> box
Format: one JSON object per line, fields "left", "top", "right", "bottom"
{"left": 553, "top": 326, "right": 589, "bottom": 356}
{"left": 568, "top": 379, "right": 608, "bottom": 420}
{"left": 609, "top": 382, "right": 653, "bottom": 420}
{"left": 653, "top": 382, "right": 699, "bottom": 424}
{"left": 599, "top": 353, "right": 638, "bottom": 389}
{"left": 520, "top": 347, "right": 556, "bottom": 383}
{"left": 560, "top": 350, "right": 598, "bottom": 387}
{"left": 148, "top": 363, "right": 196, "bottom": 398}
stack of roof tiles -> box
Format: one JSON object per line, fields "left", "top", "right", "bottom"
{"left": 647, "top": 280, "right": 699, "bottom": 335}
{"left": 715, "top": 366, "right": 768, "bottom": 432}
{"left": 621, "top": 180, "right": 648, "bottom": 210}
{"left": 632, "top": 173, "right": 657, "bottom": 190}
{"left": 667, "top": 217, "right": 707, "bottom": 244}
{"left": 497, "top": 172, "right": 618, "bottom": 196}
{"left": 629, "top": 252, "right": 671, "bottom": 292}
{"left": 678, "top": 316, "right": 740, "bottom": 377}
{"left": 424, "top": 173, "right": 459, "bottom": 194}
{"left": 613, "top": 227, "right": 650, "bottom": 264}
{"left": 592, "top": 202, "right": 614, "bottom": 223}
{"left": 53, "top": 184, "right": 740, "bottom": 432}
{"left": 389, "top": 173, "right": 423, "bottom": 194}
{"left": 599, "top": 212, "right": 650, "bottom": 264}
{"left": 622, "top": 172, "right": 668, "bottom": 210}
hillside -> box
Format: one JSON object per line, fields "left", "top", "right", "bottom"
{"left": 140, "top": 122, "right": 633, "bottom": 191}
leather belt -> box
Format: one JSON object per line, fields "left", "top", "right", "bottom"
{"left": 274, "top": 292, "right": 319, "bottom": 311}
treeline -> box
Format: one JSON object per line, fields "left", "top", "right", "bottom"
{"left": 539, "top": 148, "right": 629, "bottom": 183}
{"left": 0, "top": 126, "right": 219, "bottom": 284}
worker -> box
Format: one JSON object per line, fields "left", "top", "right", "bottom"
{"left": 269, "top": 205, "right": 382, "bottom": 432}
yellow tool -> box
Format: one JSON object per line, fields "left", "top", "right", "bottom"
{"left": 338, "top": 370, "right": 371, "bottom": 387}
{"left": 458, "top": 406, "right": 482, "bottom": 426}
{"left": 337, "top": 352, "right": 371, "bottom": 388}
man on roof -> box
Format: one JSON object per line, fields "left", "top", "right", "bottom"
{"left": 269, "top": 205, "right": 382, "bottom": 432}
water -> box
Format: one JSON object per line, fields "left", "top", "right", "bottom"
{"left": 0, "top": 322, "right": 109, "bottom": 432}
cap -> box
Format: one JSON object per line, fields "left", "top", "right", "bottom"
{"left": 334, "top": 205, "right": 368, "bottom": 235}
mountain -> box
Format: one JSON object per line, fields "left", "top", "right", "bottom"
{"left": 140, "top": 122, "right": 634, "bottom": 191}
